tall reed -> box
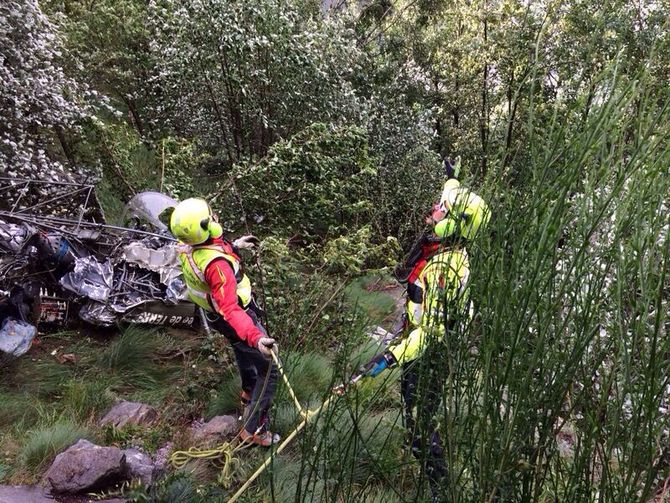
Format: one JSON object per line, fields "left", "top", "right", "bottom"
{"left": 260, "top": 58, "right": 670, "bottom": 502}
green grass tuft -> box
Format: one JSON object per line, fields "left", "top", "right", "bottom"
{"left": 13, "top": 360, "right": 75, "bottom": 398}
{"left": 97, "top": 326, "right": 176, "bottom": 390}
{"left": 280, "top": 351, "right": 333, "bottom": 403}
{"left": 206, "top": 372, "right": 242, "bottom": 419}
{"left": 19, "top": 420, "right": 90, "bottom": 474}
{"left": 98, "top": 326, "right": 157, "bottom": 372}
{"left": 0, "top": 392, "right": 42, "bottom": 429}
{"left": 61, "top": 378, "right": 116, "bottom": 419}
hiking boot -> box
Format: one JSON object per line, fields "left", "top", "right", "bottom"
{"left": 239, "top": 429, "right": 281, "bottom": 447}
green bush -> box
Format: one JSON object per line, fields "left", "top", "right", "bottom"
{"left": 322, "top": 226, "right": 401, "bottom": 275}
{"left": 254, "top": 237, "right": 371, "bottom": 354}
{"left": 221, "top": 123, "right": 377, "bottom": 241}
{"left": 158, "top": 136, "right": 208, "bottom": 200}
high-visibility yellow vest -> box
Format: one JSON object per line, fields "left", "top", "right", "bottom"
{"left": 391, "top": 248, "right": 470, "bottom": 364}
{"left": 177, "top": 243, "right": 252, "bottom": 312}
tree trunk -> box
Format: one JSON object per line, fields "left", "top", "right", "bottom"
{"left": 205, "top": 79, "right": 235, "bottom": 167}
{"left": 122, "top": 95, "right": 145, "bottom": 138}
{"left": 218, "top": 48, "right": 244, "bottom": 161}
{"left": 451, "top": 19, "right": 463, "bottom": 131}
{"left": 54, "top": 125, "right": 75, "bottom": 167}
{"left": 434, "top": 76, "right": 443, "bottom": 153}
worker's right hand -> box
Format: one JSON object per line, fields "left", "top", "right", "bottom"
{"left": 257, "top": 337, "right": 276, "bottom": 356}
{"left": 233, "top": 235, "right": 260, "bottom": 250}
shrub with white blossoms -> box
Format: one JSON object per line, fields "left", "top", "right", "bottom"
{"left": 0, "top": 0, "right": 90, "bottom": 193}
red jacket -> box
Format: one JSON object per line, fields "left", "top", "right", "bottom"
{"left": 203, "top": 238, "right": 264, "bottom": 347}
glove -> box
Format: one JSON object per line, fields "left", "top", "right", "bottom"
{"left": 332, "top": 370, "right": 366, "bottom": 396}
{"left": 233, "top": 235, "right": 260, "bottom": 250}
{"left": 361, "top": 351, "right": 397, "bottom": 378}
{"left": 256, "top": 337, "right": 276, "bottom": 357}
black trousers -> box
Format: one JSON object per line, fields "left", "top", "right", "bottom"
{"left": 208, "top": 302, "right": 278, "bottom": 433}
{"left": 401, "top": 357, "right": 448, "bottom": 500}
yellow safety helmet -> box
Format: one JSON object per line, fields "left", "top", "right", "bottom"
{"left": 169, "top": 198, "right": 223, "bottom": 245}
{"left": 434, "top": 180, "right": 490, "bottom": 241}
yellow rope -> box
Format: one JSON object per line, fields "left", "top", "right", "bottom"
{"left": 270, "top": 348, "right": 309, "bottom": 419}
{"left": 226, "top": 393, "right": 339, "bottom": 503}
{"left": 169, "top": 440, "right": 247, "bottom": 488}
{"left": 169, "top": 348, "right": 352, "bottom": 499}
{"left": 168, "top": 342, "right": 278, "bottom": 484}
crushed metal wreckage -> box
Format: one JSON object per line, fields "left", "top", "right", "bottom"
{"left": 0, "top": 177, "right": 197, "bottom": 355}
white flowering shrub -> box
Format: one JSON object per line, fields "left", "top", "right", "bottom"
{"left": 0, "top": 0, "right": 90, "bottom": 210}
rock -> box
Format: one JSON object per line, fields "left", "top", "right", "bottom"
{"left": 0, "top": 485, "right": 52, "bottom": 503}
{"left": 44, "top": 439, "right": 126, "bottom": 493}
{"left": 123, "top": 448, "right": 155, "bottom": 487}
{"left": 190, "top": 415, "right": 239, "bottom": 448}
{"left": 99, "top": 401, "right": 158, "bottom": 429}
{"left": 153, "top": 441, "right": 174, "bottom": 473}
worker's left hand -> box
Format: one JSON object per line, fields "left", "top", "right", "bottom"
{"left": 233, "top": 235, "right": 260, "bottom": 250}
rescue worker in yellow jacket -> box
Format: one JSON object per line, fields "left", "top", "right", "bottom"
{"left": 170, "top": 198, "right": 279, "bottom": 447}
{"left": 358, "top": 168, "right": 490, "bottom": 500}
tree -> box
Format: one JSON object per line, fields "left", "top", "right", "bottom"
{"left": 149, "top": 0, "right": 363, "bottom": 167}
{"left": 44, "top": 0, "right": 153, "bottom": 138}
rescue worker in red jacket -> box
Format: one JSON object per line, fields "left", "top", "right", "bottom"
{"left": 170, "top": 198, "right": 279, "bottom": 447}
